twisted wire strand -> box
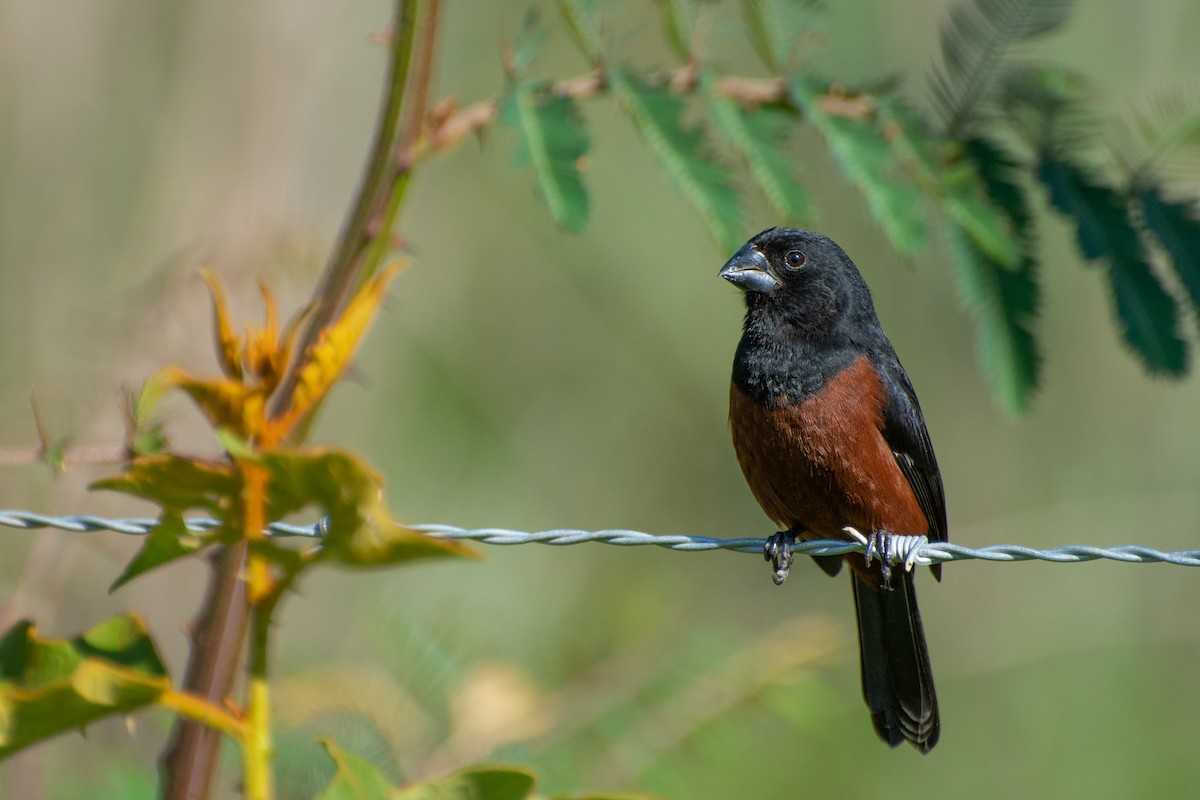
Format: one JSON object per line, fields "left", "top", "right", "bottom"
{"left": 1, "top": 510, "right": 1198, "bottom": 567}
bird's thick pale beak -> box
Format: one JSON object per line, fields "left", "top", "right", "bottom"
{"left": 719, "top": 245, "right": 780, "bottom": 294}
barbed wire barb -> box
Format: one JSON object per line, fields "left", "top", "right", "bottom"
{"left": 2, "top": 510, "right": 1199, "bottom": 567}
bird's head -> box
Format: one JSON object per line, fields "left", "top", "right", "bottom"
{"left": 719, "top": 227, "right": 878, "bottom": 340}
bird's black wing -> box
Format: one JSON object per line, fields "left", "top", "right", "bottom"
{"left": 873, "top": 354, "right": 947, "bottom": 578}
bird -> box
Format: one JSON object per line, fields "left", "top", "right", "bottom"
{"left": 720, "top": 227, "right": 945, "bottom": 753}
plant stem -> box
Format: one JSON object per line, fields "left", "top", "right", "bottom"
{"left": 159, "top": 690, "right": 249, "bottom": 742}
{"left": 159, "top": 540, "right": 251, "bottom": 800}
{"left": 239, "top": 460, "right": 274, "bottom": 800}
{"left": 269, "top": 0, "right": 422, "bottom": 422}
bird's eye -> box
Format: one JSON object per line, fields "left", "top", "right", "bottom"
{"left": 784, "top": 250, "right": 806, "bottom": 270}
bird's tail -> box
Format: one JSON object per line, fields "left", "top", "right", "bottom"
{"left": 851, "top": 571, "right": 939, "bottom": 752}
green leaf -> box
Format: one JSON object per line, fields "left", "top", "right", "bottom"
{"left": 790, "top": 76, "right": 926, "bottom": 256}
{"left": 500, "top": 84, "right": 591, "bottom": 232}
{"left": 962, "top": 136, "right": 1033, "bottom": 237}
{"left": 1107, "top": 255, "right": 1189, "bottom": 376}
{"left": 395, "top": 765, "right": 538, "bottom": 800}
{"left": 1037, "top": 159, "right": 1129, "bottom": 260}
{"left": 109, "top": 513, "right": 214, "bottom": 592}
{"left": 316, "top": 740, "right": 397, "bottom": 800}
{"left": 510, "top": 8, "right": 550, "bottom": 76}
{"left": 931, "top": 0, "right": 1074, "bottom": 135}
{"left": 0, "top": 615, "right": 169, "bottom": 759}
{"left": 653, "top": 0, "right": 696, "bottom": 61}
{"left": 90, "top": 453, "right": 237, "bottom": 514}
{"left": 706, "top": 74, "right": 810, "bottom": 223}
{"left": 740, "top": 0, "right": 823, "bottom": 73}
{"left": 1038, "top": 158, "right": 1187, "bottom": 374}
{"left": 611, "top": 70, "right": 744, "bottom": 252}
{"left": 946, "top": 225, "right": 1041, "bottom": 414}
{"left": 1137, "top": 185, "right": 1200, "bottom": 316}
{"left": 877, "top": 99, "right": 1018, "bottom": 267}
{"left": 262, "top": 449, "right": 474, "bottom": 568}
{"left": 555, "top": 0, "right": 603, "bottom": 62}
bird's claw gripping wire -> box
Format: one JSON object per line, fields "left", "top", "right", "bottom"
{"left": 763, "top": 530, "right": 796, "bottom": 585}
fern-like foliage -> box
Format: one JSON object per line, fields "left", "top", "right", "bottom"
{"left": 500, "top": 83, "right": 591, "bottom": 233}
{"left": 706, "top": 74, "right": 810, "bottom": 224}
{"left": 948, "top": 138, "right": 1041, "bottom": 414}
{"left": 1137, "top": 187, "right": 1200, "bottom": 327}
{"left": 611, "top": 70, "right": 744, "bottom": 252}
{"left": 1039, "top": 159, "right": 1188, "bottom": 374}
{"left": 931, "top": 0, "right": 1074, "bottom": 136}
{"left": 790, "top": 76, "right": 926, "bottom": 256}
{"left": 740, "top": 0, "right": 823, "bottom": 74}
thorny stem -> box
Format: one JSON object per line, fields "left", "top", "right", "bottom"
{"left": 161, "top": 2, "right": 438, "bottom": 798}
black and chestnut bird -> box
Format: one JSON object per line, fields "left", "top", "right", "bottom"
{"left": 720, "top": 227, "right": 946, "bottom": 752}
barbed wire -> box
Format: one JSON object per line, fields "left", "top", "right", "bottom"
{"left": 1, "top": 510, "right": 1198, "bottom": 567}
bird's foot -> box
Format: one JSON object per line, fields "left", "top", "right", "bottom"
{"left": 763, "top": 530, "right": 797, "bottom": 585}
{"left": 864, "top": 529, "right": 895, "bottom": 590}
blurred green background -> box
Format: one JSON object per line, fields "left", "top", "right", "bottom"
{"left": 2, "top": 1, "right": 1200, "bottom": 798}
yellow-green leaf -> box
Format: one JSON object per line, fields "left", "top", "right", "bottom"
{"left": 109, "top": 513, "right": 215, "bottom": 592}
{"left": 261, "top": 449, "right": 473, "bottom": 567}
{"left": 200, "top": 269, "right": 244, "bottom": 380}
{"left": 160, "top": 365, "right": 264, "bottom": 440}
{"left": 316, "top": 740, "right": 397, "bottom": 800}
{"left": 91, "top": 453, "right": 237, "bottom": 514}
{"left": 286, "top": 264, "right": 403, "bottom": 431}
{"left": 394, "top": 765, "right": 537, "bottom": 800}
{"left": 0, "top": 615, "right": 169, "bottom": 759}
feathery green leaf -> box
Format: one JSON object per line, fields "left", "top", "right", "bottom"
{"left": 1039, "top": 159, "right": 1188, "bottom": 373}
{"left": 706, "top": 75, "right": 810, "bottom": 224}
{"left": 500, "top": 83, "right": 591, "bottom": 232}
{"left": 556, "top": 0, "right": 603, "bottom": 62}
{"left": 931, "top": 0, "right": 1074, "bottom": 135}
{"left": 790, "top": 76, "right": 926, "bottom": 256}
{"left": 1107, "top": 255, "right": 1189, "bottom": 376}
{"left": 740, "top": 0, "right": 823, "bottom": 73}
{"left": 1037, "top": 159, "right": 1128, "bottom": 261}
{"left": 510, "top": 8, "right": 551, "bottom": 76}
{"left": 878, "top": 99, "right": 1018, "bottom": 267}
{"left": 947, "top": 137, "right": 1041, "bottom": 412}
{"left": 947, "top": 225, "right": 1041, "bottom": 415}
{"left": 1137, "top": 185, "right": 1200, "bottom": 318}
{"left": 653, "top": 0, "right": 697, "bottom": 61}
{"left": 612, "top": 70, "right": 744, "bottom": 251}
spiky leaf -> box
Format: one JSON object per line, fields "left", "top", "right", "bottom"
{"left": 1137, "top": 186, "right": 1200, "bottom": 317}
{"left": 109, "top": 513, "right": 214, "bottom": 592}
{"left": 91, "top": 453, "right": 237, "bottom": 514}
{"left": 706, "top": 75, "right": 810, "bottom": 223}
{"left": 611, "top": 70, "right": 744, "bottom": 251}
{"left": 931, "top": 0, "right": 1075, "bottom": 135}
{"left": 790, "top": 76, "right": 926, "bottom": 256}
{"left": 262, "top": 449, "right": 474, "bottom": 567}
{"left": 0, "top": 615, "right": 169, "bottom": 758}
{"left": 500, "top": 84, "right": 590, "bottom": 232}
{"left": 740, "top": 0, "right": 822, "bottom": 73}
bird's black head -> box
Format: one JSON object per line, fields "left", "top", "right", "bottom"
{"left": 719, "top": 227, "right": 880, "bottom": 343}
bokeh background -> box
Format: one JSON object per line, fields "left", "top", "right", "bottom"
{"left": 2, "top": 1, "right": 1200, "bottom": 798}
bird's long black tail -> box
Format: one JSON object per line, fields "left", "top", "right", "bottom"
{"left": 851, "top": 571, "right": 939, "bottom": 752}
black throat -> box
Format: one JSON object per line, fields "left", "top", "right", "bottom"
{"left": 731, "top": 313, "right": 861, "bottom": 408}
